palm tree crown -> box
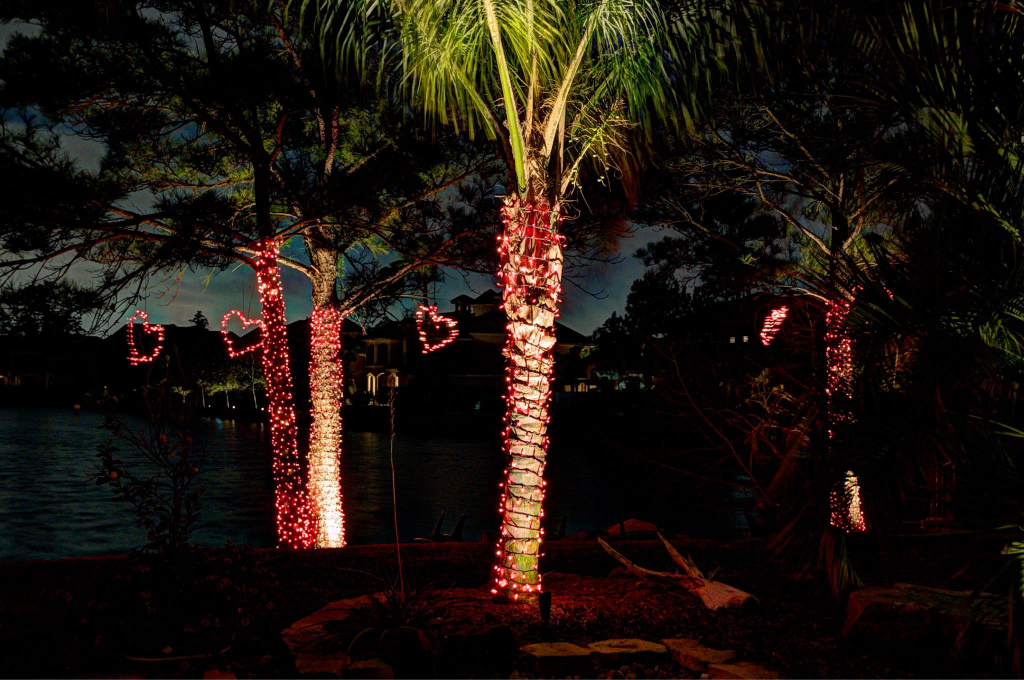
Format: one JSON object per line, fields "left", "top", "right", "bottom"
{"left": 395, "top": 0, "right": 691, "bottom": 199}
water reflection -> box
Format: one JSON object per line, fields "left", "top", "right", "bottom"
{"left": 0, "top": 408, "right": 750, "bottom": 561}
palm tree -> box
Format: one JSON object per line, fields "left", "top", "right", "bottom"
{"left": 855, "top": 0, "right": 1024, "bottom": 665}
{"left": 391, "top": 0, "right": 696, "bottom": 602}
{"left": 386, "top": 0, "right": 710, "bottom": 601}
{"left": 308, "top": 0, "right": 760, "bottom": 598}
{"left": 860, "top": 0, "right": 1024, "bottom": 241}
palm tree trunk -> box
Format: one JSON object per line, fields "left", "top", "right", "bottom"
{"left": 308, "top": 302, "right": 346, "bottom": 548}
{"left": 491, "top": 194, "right": 564, "bottom": 602}
{"left": 307, "top": 242, "right": 346, "bottom": 548}
{"left": 825, "top": 291, "right": 866, "bottom": 533}
{"left": 254, "top": 240, "right": 317, "bottom": 549}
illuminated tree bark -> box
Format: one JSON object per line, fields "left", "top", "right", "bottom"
{"left": 491, "top": 194, "right": 564, "bottom": 602}
{"left": 307, "top": 247, "right": 346, "bottom": 548}
{"left": 254, "top": 241, "right": 317, "bottom": 549}
{"left": 825, "top": 291, "right": 866, "bottom": 533}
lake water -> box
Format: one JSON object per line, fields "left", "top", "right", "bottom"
{"left": 0, "top": 408, "right": 752, "bottom": 562}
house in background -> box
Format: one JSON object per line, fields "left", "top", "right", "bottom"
{"left": 347, "top": 289, "right": 594, "bottom": 409}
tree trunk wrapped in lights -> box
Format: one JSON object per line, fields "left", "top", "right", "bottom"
{"left": 825, "top": 291, "right": 867, "bottom": 533}
{"left": 307, "top": 250, "right": 346, "bottom": 548}
{"left": 491, "top": 195, "right": 564, "bottom": 602}
{"left": 254, "top": 241, "right": 318, "bottom": 549}
{"left": 376, "top": 0, "right": 686, "bottom": 603}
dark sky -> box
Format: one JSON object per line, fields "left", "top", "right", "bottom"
{"left": 12, "top": 115, "right": 659, "bottom": 336}
{"left": 119, "top": 229, "right": 658, "bottom": 337}
{"left": 1, "top": 20, "right": 658, "bottom": 338}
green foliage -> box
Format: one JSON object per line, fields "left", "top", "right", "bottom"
{"left": 346, "top": 585, "right": 454, "bottom": 675}
{"left": 92, "top": 408, "right": 206, "bottom": 554}
{"left": 0, "top": 1, "right": 498, "bottom": 324}
{"left": 189, "top": 310, "right": 209, "bottom": 330}
{"left": 310, "top": 0, "right": 742, "bottom": 199}
{"left": 859, "top": 0, "right": 1024, "bottom": 243}
{"left": 0, "top": 280, "right": 102, "bottom": 336}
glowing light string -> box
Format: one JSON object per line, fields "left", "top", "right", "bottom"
{"left": 491, "top": 196, "right": 564, "bottom": 602}
{"left": 308, "top": 305, "right": 346, "bottom": 548}
{"left": 220, "top": 310, "right": 263, "bottom": 357}
{"left": 416, "top": 305, "right": 459, "bottom": 353}
{"left": 759, "top": 305, "right": 789, "bottom": 346}
{"left": 222, "top": 241, "right": 317, "bottom": 549}
{"left": 825, "top": 288, "right": 867, "bottom": 533}
{"left": 125, "top": 309, "right": 165, "bottom": 365}
{"left": 830, "top": 470, "right": 867, "bottom": 533}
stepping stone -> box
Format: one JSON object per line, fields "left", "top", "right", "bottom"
{"left": 520, "top": 642, "right": 595, "bottom": 677}
{"left": 661, "top": 639, "right": 736, "bottom": 672}
{"left": 708, "top": 662, "right": 779, "bottom": 679}
{"left": 346, "top": 658, "right": 394, "bottom": 679}
{"left": 588, "top": 639, "right": 670, "bottom": 667}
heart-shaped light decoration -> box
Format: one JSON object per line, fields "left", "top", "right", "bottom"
{"left": 416, "top": 304, "right": 458, "bottom": 353}
{"left": 126, "top": 310, "right": 166, "bottom": 366}
{"left": 759, "top": 305, "right": 789, "bottom": 346}
{"left": 221, "top": 310, "right": 264, "bottom": 358}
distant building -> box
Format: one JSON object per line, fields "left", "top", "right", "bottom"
{"left": 348, "top": 289, "right": 595, "bottom": 408}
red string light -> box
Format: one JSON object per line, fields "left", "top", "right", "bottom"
{"left": 830, "top": 470, "right": 867, "bottom": 533}
{"left": 308, "top": 305, "right": 346, "bottom": 548}
{"left": 416, "top": 305, "right": 459, "bottom": 353}
{"left": 824, "top": 292, "right": 857, "bottom": 440}
{"left": 250, "top": 241, "right": 317, "bottom": 549}
{"left": 125, "top": 310, "right": 165, "bottom": 365}
{"left": 490, "top": 196, "right": 564, "bottom": 602}
{"left": 759, "top": 305, "right": 789, "bottom": 346}
{"left": 825, "top": 288, "right": 867, "bottom": 533}
{"left": 220, "top": 310, "right": 264, "bottom": 358}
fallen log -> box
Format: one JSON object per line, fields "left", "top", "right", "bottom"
{"left": 598, "top": 534, "right": 757, "bottom": 611}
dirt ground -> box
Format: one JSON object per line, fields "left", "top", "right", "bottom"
{"left": 0, "top": 535, "right": 1007, "bottom": 678}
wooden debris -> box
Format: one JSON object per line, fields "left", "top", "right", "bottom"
{"left": 597, "top": 534, "right": 757, "bottom": 611}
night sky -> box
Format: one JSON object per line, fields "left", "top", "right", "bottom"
{"left": 0, "top": 20, "right": 657, "bottom": 337}
{"left": 113, "top": 238, "right": 655, "bottom": 337}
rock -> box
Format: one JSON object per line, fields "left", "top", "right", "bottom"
{"left": 282, "top": 594, "right": 376, "bottom": 653}
{"left": 520, "top": 642, "right": 595, "bottom": 677}
{"left": 660, "top": 639, "right": 736, "bottom": 672}
{"left": 708, "top": 662, "right": 778, "bottom": 679}
{"left": 842, "top": 582, "right": 1005, "bottom": 659}
{"left": 202, "top": 671, "right": 236, "bottom": 680}
{"left": 346, "top": 658, "right": 394, "bottom": 679}
{"left": 293, "top": 652, "right": 348, "bottom": 677}
{"left": 377, "top": 625, "right": 438, "bottom": 677}
{"left": 281, "top": 594, "right": 376, "bottom": 678}
{"left": 588, "top": 639, "right": 670, "bottom": 667}
{"left": 443, "top": 625, "right": 518, "bottom": 677}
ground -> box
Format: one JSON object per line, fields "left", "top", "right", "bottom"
{"left": 0, "top": 535, "right": 1007, "bottom": 678}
